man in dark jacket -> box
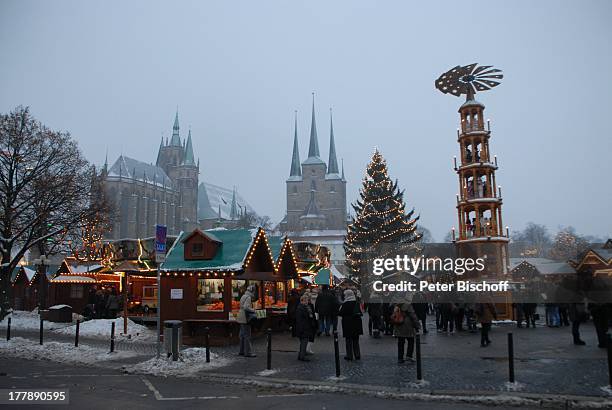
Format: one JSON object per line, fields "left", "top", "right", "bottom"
{"left": 338, "top": 289, "right": 363, "bottom": 360}
{"left": 287, "top": 289, "right": 300, "bottom": 337}
{"left": 315, "top": 285, "right": 337, "bottom": 336}
{"left": 296, "top": 294, "right": 316, "bottom": 361}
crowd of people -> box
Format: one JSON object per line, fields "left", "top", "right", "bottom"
{"left": 82, "top": 286, "right": 122, "bottom": 320}
{"left": 236, "top": 285, "right": 612, "bottom": 364}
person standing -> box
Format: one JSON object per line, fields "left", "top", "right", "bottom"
{"left": 569, "top": 301, "right": 588, "bottom": 345}
{"left": 412, "top": 292, "right": 428, "bottom": 334}
{"left": 315, "top": 285, "right": 336, "bottom": 336}
{"left": 476, "top": 301, "right": 497, "bottom": 347}
{"left": 338, "top": 289, "right": 363, "bottom": 360}
{"left": 296, "top": 294, "right": 317, "bottom": 361}
{"left": 237, "top": 284, "right": 257, "bottom": 357}
{"left": 393, "top": 303, "right": 420, "bottom": 364}
{"left": 287, "top": 288, "right": 300, "bottom": 337}
{"left": 105, "top": 289, "right": 120, "bottom": 319}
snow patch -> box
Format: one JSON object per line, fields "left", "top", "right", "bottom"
{"left": 54, "top": 317, "right": 156, "bottom": 342}
{"left": 0, "top": 337, "right": 135, "bottom": 364}
{"left": 327, "top": 375, "right": 348, "bottom": 382}
{"left": 4, "top": 310, "right": 70, "bottom": 331}
{"left": 504, "top": 381, "right": 525, "bottom": 391}
{"left": 256, "top": 369, "right": 279, "bottom": 376}
{"left": 601, "top": 385, "right": 612, "bottom": 396}
{"left": 125, "top": 348, "right": 232, "bottom": 377}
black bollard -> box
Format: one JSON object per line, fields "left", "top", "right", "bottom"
{"left": 508, "top": 332, "right": 515, "bottom": 383}
{"left": 416, "top": 334, "right": 422, "bottom": 381}
{"left": 110, "top": 322, "right": 115, "bottom": 353}
{"left": 333, "top": 330, "right": 341, "bottom": 377}
{"left": 607, "top": 334, "right": 612, "bottom": 387}
{"left": 75, "top": 320, "right": 80, "bottom": 347}
{"left": 266, "top": 328, "right": 272, "bottom": 370}
{"left": 6, "top": 317, "right": 11, "bottom": 341}
{"left": 39, "top": 318, "right": 43, "bottom": 345}
{"left": 205, "top": 327, "right": 210, "bottom": 363}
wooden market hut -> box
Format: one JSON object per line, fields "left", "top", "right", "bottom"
{"left": 10, "top": 265, "right": 37, "bottom": 311}
{"left": 159, "top": 227, "right": 298, "bottom": 345}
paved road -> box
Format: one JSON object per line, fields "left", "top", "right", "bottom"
{"left": 3, "top": 313, "right": 611, "bottom": 397}
{"left": 0, "top": 358, "right": 529, "bottom": 410}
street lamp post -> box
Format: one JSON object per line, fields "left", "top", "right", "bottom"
{"left": 33, "top": 254, "right": 49, "bottom": 313}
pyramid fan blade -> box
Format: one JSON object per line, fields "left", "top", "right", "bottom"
{"left": 482, "top": 80, "right": 501, "bottom": 87}
{"left": 464, "top": 63, "right": 478, "bottom": 74}
{"left": 477, "top": 68, "right": 502, "bottom": 76}
{"left": 478, "top": 74, "right": 504, "bottom": 80}
{"left": 473, "top": 65, "right": 492, "bottom": 75}
{"left": 474, "top": 82, "right": 489, "bottom": 91}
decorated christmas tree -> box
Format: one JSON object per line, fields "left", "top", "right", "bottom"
{"left": 344, "top": 150, "right": 421, "bottom": 280}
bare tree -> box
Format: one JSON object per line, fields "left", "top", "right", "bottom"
{"left": 509, "top": 222, "right": 552, "bottom": 257}
{"left": 418, "top": 226, "right": 434, "bottom": 243}
{"left": 0, "top": 107, "right": 109, "bottom": 319}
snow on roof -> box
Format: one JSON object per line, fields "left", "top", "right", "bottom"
{"left": 509, "top": 257, "right": 556, "bottom": 270}
{"left": 52, "top": 275, "right": 97, "bottom": 283}
{"left": 107, "top": 155, "right": 173, "bottom": 188}
{"left": 69, "top": 264, "right": 102, "bottom": 274}
{"left": 198, "top": 181, "right": 256, "bottom": 221}
{"left": 23, "top": 267, "right": 36, "bottom": 281}
{"left": 49, "top": 304, "right": 72, "bottom": 310}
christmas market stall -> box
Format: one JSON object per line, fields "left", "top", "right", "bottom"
{"left": 10, "top": 265, "right": 37, "bottom": 311}
{"left": 159, "top": 227, "right": 298, "bottom": 345}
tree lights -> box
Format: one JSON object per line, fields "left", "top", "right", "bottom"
{"left": 344, "top": 150, "right": 422, "bottom": 280}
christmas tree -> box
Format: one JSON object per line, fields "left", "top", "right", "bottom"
{"left": 344, "top": 150, "right": 421, "bottom": 280}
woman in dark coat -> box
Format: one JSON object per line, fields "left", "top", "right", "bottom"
{"left": 338, "top": 289, "right": 363, "bottom": 360}
{"left": 295, "top": 294, "right": 317, "bottom": 361}
{"left": 287, "top": 289, "right": 300, "bottom": 337}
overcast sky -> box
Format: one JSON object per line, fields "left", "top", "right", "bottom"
{"left": 1, "top": 0, "right": 611, "bottom": 241}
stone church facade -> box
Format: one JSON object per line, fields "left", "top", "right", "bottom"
{"left": 279, "top": 96, "right": 348, "bottom": 262}
{"left": 103, "top": 111, "right": 199, "bottom": 239}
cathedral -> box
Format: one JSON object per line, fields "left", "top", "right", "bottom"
{"left": 279, "top": 95, "right": 348, "bottom": 263}
{"left": 103, "top": 111, "right": 199, "bottom": 239}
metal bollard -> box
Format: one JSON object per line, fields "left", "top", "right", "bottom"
{"left": 508, "top": 332, "right": 515, "bottom": 383}
{"left": 171, "top": 325, "right": 179, "bottom": 362}
{"left": 333, "top": 330, "right": 341, "bottom": 377}
{"left": 39, "top": 318, "right": 43, "bottom": 345}
{"left": 205, "top": 327, "right": 210, "bottom": 363}
{"left": 416, "top": 334, "right": 422, "bottom": 381}
{"left": 607, "top": 334, "right": 612, "bottom": 387}
{"left": 6, "top": 317, "right": 11, "bottom": 341}
{"left": 75, "top": 320, "right": 80, "bottom": 347}
{"left": 266, "top": 328, "right": 272, "bottom": 370}
{"left": 110, "top": 322, "right": 115, "bottom": 353}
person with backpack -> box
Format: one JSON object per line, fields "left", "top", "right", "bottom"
{"left": 391, "top": 302, "right": 420, "bottom": 364}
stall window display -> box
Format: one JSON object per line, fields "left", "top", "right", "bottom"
{"left": 196, "top": 278, "right": 224, "bottom": 311}
{"left": 231, "top": 279, "right": 246, "bottom": 312}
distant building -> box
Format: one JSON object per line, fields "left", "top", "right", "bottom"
{"left": 103, "top": 111, "right": 199, "bottom": 239}
{"left": 198, "top": 183, "right": 257, "bottom": 230}
{"left": 278, "top": 95, "right": 348, "bottom": 263}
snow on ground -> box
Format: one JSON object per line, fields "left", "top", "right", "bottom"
{"left": 503, "top": 381, "right": 525, "bottom": 391}
{"left": 54, "top": 317, "right": 156, "bottom": 342}
{"left": 4, "top": 311, "right": 156, "bottom": 342}
{"left": 256, "top": 369, "right": 279, "bottom": 376}
{"left": 4, "top": 310, "right": 71, "bottom": 331}
{"left": 0, "top": 337, "right": 136, "bottom": 364}
{"left": 126, "top": 348, "right": 232, "bottom": 377}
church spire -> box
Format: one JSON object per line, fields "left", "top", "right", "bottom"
{"left": 229, "top": 186, "right": 238, "bottom": 220}
{"left": 170, "top": 108, "right": 181, "bottom": 146}
{"left": 183, "top": 127, "right": 195, "bottom": 165}
{"left": 289, "top": 110, "right": 302, "bottom": 178}
{"left": 327, "top": 108, "right": 339, "bottom": 175}
{"left": 307, "top": 93, "right": 320, "bottom": 159}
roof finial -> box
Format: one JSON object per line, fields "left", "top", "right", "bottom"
{"left": 170, "top": 108, "right": 181, "bottom": 146}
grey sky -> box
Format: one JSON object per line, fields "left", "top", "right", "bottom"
{"left": 1, "top": 0, "right": 611, "bottom": 241}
